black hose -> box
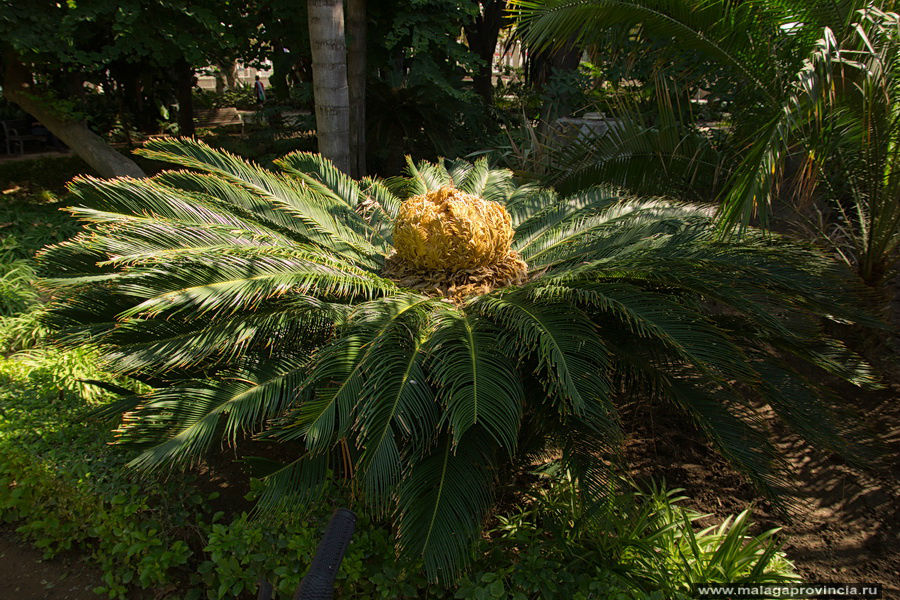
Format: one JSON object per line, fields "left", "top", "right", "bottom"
{"left": 257, "top": 578, "right": 273, "bottom": 600}
{"left": 293, "top": 508, "right": 357, "bottom": 600}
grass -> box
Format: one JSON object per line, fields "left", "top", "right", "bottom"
{"left": 0, "top": 154, "right": 799, "bottom": 599}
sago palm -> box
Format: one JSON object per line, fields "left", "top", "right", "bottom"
{"left": 40, "top": 138, "right": 876, "bottom": 578}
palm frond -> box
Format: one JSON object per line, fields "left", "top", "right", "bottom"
{"left": 278, "top": 294, "right": 438, "bottom": 453}
{"left": 474, "top": 293, "right": 614, "bottom": 423}
{"left": 396, "top": 435, "right": 497, "bottom": 580}
{"left": 428, "top": 307, "right": 524, "bottom": 453}
{"left": 137, "top": 138, "right": 385, "bottom": 267}
{"left": 125, "top": 358, "right": 307, "bottom": 471}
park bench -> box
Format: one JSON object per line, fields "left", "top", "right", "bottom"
{"left": 194, "top": 107, "right": 244, "bottom": 132}
{"left": 1, "top": 120, "right": 48, "bottom": 155}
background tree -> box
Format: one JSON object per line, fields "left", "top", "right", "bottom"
{"left": 463, "top": 1, "right": 508, "bottom": 104}
{"left": 0, "top": 0, "right": 251, "bottom": 177}
{"left": 1, "top": 48, "right": 146, "bottom": 178}
{"left": 347, "top": 0, "right": 367, "bottom": 177}
{"left": 307, "top": 0, "right": 351, "bottom": 173}
{"left": 512, "top": 0, "right": 900, "bottom": 286}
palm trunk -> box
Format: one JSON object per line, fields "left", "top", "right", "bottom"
{"left": 2, "top": 49, "right": 146, "bottom": 178}
{"left": 308, "top": 0, "right": 351, "bottom": 173}
{"left": 347, "top": 0, "right": 367, "bottom": 177}
{"left": 220, "top": 61, "right": 238, "bottom": 90}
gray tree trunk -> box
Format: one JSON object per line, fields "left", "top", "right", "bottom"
{"left": 308, "top": 0, "right": 351, "bottom": 173}
{"left": 2, "top": 50, "right": 146, "bottom": 178}
{"left": 347, "top": 0, "right": 367, "bottom": 177}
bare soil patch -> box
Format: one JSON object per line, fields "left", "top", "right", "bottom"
{"left": 0, "top": 524, "right": 103, "bottom": 600}
{"left": 624, "top": 375, "right": 900, "bottom": 598}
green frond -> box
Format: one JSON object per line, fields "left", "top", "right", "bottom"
{"left": 152, "top": 170, "right": 333, "bottom": 245}
{"left": 98, "top": 298, "right": 342, "bottom": 375}
{"left": 428, "top": 307, "right": 524, "bottom": 454}
{"left": 456, "top": 157, "right": 491, "bottom": 196}
{"left": 474, "top": 293, "right": 614, "bottom": 424}
{"left": 360, "top": 176, "right": 402, "bottom": 219}
{"left": 255, "top": 452, "right": 333, "bottom": 512}
{"left": 137, "top": 138, "right": 384, "bottom": 267}
{"left": 111, "top": 249, "right": 395, "bottom": 321}
{"left": 278, "top": 294, "right": 438, "bottom": 452}
{"left": 396, "top": 435, "right": 497, "bottom": 580}
{"left": 125, "top": 358, "right": 307, "bottom": 471}
{"left": 520, "top": 197, "right": 706, "bottom": 267}
{"left": 67, "top": 176, "right": 270, "bottom": 234}
{"left": 398, "top": 156, "right": 441, "bottom": 195}
{"left": 354, "top": 324, "right": 436, "bottom": 509}
{"left": 667, "top": 380, "right": 784, "bottom": 494}
{"left": 546, "top": 102, "right": 729, "bottom": 201}
{"left": 512, "top": 186, "right": 624, "bottom": 254}
{"left": 276, "top": 151, "right": 366, "bottom": 209}
{"left": 502, "top": 185, "right": 559, "bottom": 227}
{"left": 525, "top": 281, "right": 757, "bottom": 386}
{"left": 255, "top": 452, "right": 338, "bottom": 514}
{"left": 444, "top": 158, "right": 476, "bottom": 187}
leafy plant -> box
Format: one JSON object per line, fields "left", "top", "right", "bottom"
{"left": 41, "top": 137, "right": 877, "bottom": 579}
{"left": 0, "top": 259, "right": 38, "bottom": 316}
{"left": 729, "top": 6, "right": 900, "bottom": 285}
{"left": 458, "top": 468, "right": 797, "bottom": 599}
{"left": 511, "top": 0, "right": 900, "bottom": 285}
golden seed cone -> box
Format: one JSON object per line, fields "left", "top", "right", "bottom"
{"left": 393, "top": 186, "right": 515, "bottom": 271}
{"left": 387, "top": 186, "right": 528, "bottom": 300}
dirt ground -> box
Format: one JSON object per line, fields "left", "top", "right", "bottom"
{"left": 0, "top": 524, "right": 105, "bottom": 600}
{"left": 625, "top": 378, "right": 900, "bottom": 598}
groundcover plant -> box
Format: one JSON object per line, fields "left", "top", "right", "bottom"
{"left": 40, "top": 138, "right": 876, "bottom": 578}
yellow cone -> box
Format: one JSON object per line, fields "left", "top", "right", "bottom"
{"left": 393, "top": 186, "right": 515, "bottom": 271}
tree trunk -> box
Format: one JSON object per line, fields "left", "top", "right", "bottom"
{"left": 270, "top": 45, "right": 292, "bottom": 102}
{"left": 346, "top": 0, "right": 367, "bottom": 177}
{"left": 529, "top": 42, "right": 581, "bottom": 131}
{"left": 174, "top": 60, "right": 196, "bottom": 137}
{"left": 2, "top": 49, "right": 145, "bottom": 178}
{"left": 220, "top": 61, "right": 238, "bottom": 90}
{"left": 308, "top": 0, "right": 351, "bottom": 173}
{"left": 463, "top": 1, "right": 507, "bottom": 105}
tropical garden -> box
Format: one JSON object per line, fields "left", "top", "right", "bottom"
{"left": 0, "top": 1, "right": 897, "bottom": 598}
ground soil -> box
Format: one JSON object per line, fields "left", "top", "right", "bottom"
{"left": 623, "top": 351, "right": 900, "bottom": 597}
{"left": 0, "top": 524, "right": 106, "bottom": 600}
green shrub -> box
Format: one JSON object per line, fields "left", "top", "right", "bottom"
{"left": 0, "top": 259, "right": 37, "bottom": 316}
{"left": 0, "top": 308, "right": 49, "bottom": 353}
{"left": 455, "top": 468, "right": 796, "bottom": 600}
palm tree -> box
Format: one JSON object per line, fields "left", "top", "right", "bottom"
{"left": 41, "top": 138, "right": 876, "bottom": 578}
{"left": 511, "top": 0, "right": 900, "bottom": 284}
